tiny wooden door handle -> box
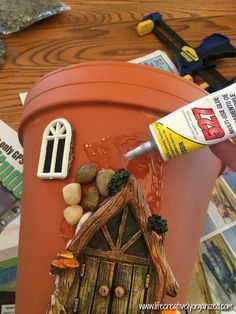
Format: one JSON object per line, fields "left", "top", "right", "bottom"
{"left": 115, "top": 286, "right": 125, "bottom": 298}
{"left": 98, "top": 285, "right": 109, "bottom": 297}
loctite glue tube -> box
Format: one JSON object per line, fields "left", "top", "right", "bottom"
{"left": 124, "top": 83, "right": 236, "bottom": 161}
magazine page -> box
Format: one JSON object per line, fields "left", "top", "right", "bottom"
{"left": 0, "top": 120, "right": 23, "bottom": 313}
{"left": 129, "top": 50, "right": 179, "bottom": 74}
{"left": 200, "top": 168, "right": 236, "bottom": 307}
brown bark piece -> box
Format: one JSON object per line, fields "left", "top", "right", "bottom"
{"left": 48, "top": 176, "right": 178, "bottom": 313}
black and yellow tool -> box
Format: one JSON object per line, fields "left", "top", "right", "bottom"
{"left": 137, "top": 13, "right": 236, "bottom": 92}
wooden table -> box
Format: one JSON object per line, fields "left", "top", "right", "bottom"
{"left": 1, "top": 0, "right": 236, "bottom": 131}
{"left": 1, "top": 0, "right": 235, "bottom": 306}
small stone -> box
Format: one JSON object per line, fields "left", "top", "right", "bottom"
{"left": 96, "top": 169, "right": 115, "bottom": 197}
{"left": 81, "top": 186, "right": 99, "bottom": 211}
{"left": 76, "top": 163, "right": 98, "bottom": 184}
{"left": 63, "top": 183, "right": 81, "bottom": 205}
{"left": 63, "top": 205, "right": 84, "bottom": 226}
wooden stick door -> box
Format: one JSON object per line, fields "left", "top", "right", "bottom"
{"left": 74, "top": 206, "right": 155, "bottom": 314}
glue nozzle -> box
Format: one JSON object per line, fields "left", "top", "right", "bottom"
{"left": 124, "top": 140, "right": 155, "bottom": 161}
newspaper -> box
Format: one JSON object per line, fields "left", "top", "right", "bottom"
{"left": 200, "top": 168, "right": 236, "bottom": 307}
{"left": 129, "top": 50, "right": 179, "bottom": 74}
{"left": 0, "top": 120, "right": 22, "bottom": 313}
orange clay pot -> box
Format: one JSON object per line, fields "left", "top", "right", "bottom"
{"left": 16, "top": 61, "right": 221, "bottom": 313}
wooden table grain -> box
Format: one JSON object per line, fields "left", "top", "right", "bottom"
{"left": 1, "top": 0, "right": 236, "bottom": 130}
{"left": 0, "top": 0, "right": 235, "bottom": 304}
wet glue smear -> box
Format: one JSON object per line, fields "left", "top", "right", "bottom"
{"left": 124, "top": 83, "right": 236, "bottom": 161}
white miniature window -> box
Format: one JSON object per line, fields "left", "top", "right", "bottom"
{"left": 37, "top": 118, "right": 72, "bottom": 179}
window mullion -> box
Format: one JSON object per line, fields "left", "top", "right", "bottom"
{"left": 49, "top": 127, "right": 55, "bottom": 135}
{"left": 50, "top": 136, "right": 59, "bottom": 174}
{"left": 47, "top": 135, "right": 66, "bottom": 140}
{"left": 60, "top": 125, "right": 66, "bottom": 134}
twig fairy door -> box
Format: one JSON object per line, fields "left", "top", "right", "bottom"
{"left": 74, "top": 205, "right": 155, "bottom": 314}
{"left": 48, "top": 176, "right": 178, "bottom": 313}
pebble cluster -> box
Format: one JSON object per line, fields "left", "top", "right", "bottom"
{"left": 62, "top": 163, "right": 115, "bottom": 226}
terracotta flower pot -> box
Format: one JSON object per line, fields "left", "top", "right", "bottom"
{"left": 17, "top": 61, "right": 221, "bottom": 313}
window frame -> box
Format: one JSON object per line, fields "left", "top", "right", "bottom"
{"left": 37, "top": 118, "right": 72, "bottom": 179}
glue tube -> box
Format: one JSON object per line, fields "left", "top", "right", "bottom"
{"left": 124, "top": 83, "right": 236, "bottom": 161}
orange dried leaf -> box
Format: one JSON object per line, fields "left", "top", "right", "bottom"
{"left": 58, "top": 250, "right": 74, "bottom": 259}
{"left": 61, "top": 258, "right": 79, "bottom": 268}
{"left": 51, "top": 259, "right": 66, "bottom": 269}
